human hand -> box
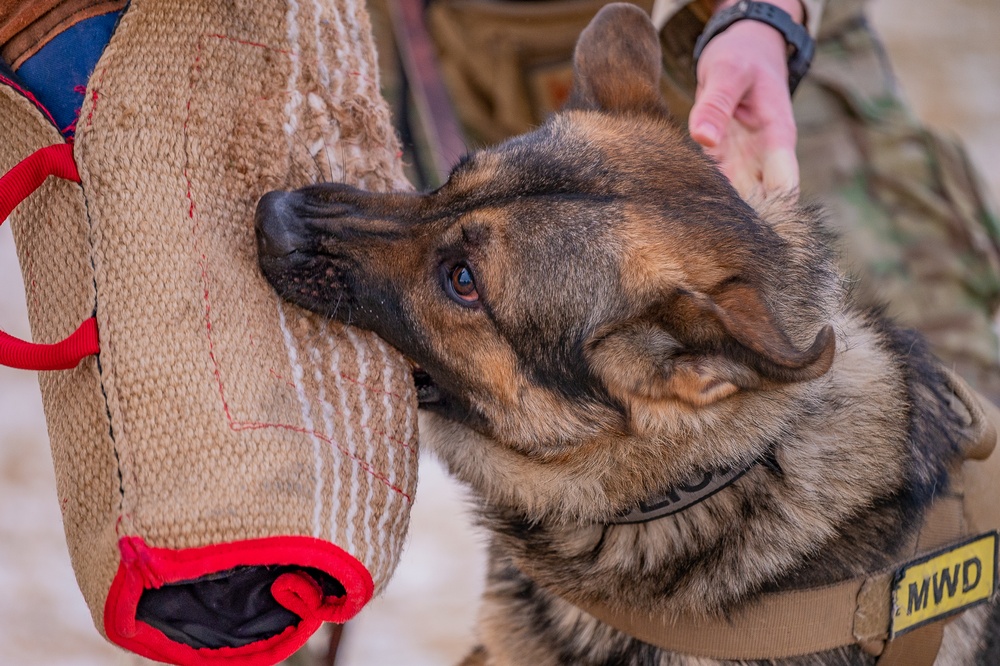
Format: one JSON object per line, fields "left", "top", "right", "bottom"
{"left": 689, "top": 2, "right": 802, "bottom": 200}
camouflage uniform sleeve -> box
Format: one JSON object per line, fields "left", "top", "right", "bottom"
{"left": 793, "top": 11, "right": 1000, "bottom": 403}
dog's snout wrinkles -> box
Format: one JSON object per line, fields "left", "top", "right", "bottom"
{"left": 255, "top": 190, "right": 305, "bottom": 258}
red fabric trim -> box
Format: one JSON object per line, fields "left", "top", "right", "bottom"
{"left": 0, "top": 143, "right": 99, "bottom": 370}
{"left": 271, "top": 571, "right": 351, "bottom": 622}
{"left": 105, "top": 536, "right": 374, "bottom": 665}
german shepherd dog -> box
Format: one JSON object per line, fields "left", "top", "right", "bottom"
{"left": 256, "top": 4, "right": 1000, "bottom": 663}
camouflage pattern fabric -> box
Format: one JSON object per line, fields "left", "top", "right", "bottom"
{"left": 795, "top": 17, "right": 1000, "bottom": 404}
{"left": 417, "top": 0, "right": 1000, "bottom": 403}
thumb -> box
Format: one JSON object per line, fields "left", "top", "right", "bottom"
{"left": 689, "top": 66, "right": 746, "bottom": 148}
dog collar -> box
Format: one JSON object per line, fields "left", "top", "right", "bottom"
{"left": 611, "top": 463, "right": 753, "bottom": 524}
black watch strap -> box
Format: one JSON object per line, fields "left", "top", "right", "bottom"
{"left": 693, "top": 0, "right": 815, "bottom": 94}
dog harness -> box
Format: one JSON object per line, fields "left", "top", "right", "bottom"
{"left": 564, "top": 370, "right": 1000, "bottom": 664}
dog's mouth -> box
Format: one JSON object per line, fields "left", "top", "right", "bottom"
{"left": 412, "top": 366, "right": 443, "bottom": 405}
{"left": 262, "top": 256, "right": 357, "bottom": 320}
{"left": 409, "top": 364, "right": 488, "bottom": 432}
{"left": 257, "top": 193, "right": 469, "bottom": 419}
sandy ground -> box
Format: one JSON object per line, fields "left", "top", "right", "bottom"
{"left": 1, "top": 1, "right": 998, "bottom": 664}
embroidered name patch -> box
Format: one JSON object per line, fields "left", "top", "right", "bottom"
{"left": 891, "top": 532, "right": 998, "bottom": 637}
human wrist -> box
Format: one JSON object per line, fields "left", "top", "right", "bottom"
{"left": 694, "top": 0, "right": 815, "bottom": 93}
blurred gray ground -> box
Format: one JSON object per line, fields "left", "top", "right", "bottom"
{"left": 0, "top": 1, "right": 997, "bottom": 664}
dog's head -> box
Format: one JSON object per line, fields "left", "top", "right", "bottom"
{"left": 256, "top": 4, "right": 835, "bottom": 457}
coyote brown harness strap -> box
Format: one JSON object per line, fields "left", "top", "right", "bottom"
{"left": 565, "top": 370, "right": 1000, "bottom": 663}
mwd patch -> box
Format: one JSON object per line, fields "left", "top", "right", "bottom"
{"left": 892, "top": 532, "right": 998, "bottom": 637}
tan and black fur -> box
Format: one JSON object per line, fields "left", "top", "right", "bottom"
{"left": 255, "top": 4, "right": 1000, "bottom": 663}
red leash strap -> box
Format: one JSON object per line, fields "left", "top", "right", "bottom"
{"left": 0, "top": 143, "right": 100, "bottom": 370}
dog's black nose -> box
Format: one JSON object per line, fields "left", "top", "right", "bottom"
{"left": 256, "top": 190, "right": 306, "bottom": 258}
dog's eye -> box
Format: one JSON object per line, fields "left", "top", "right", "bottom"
{"left": 447, "top": 263, "right": 479, "bottom": 305}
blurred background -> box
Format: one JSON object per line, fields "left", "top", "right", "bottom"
{"left": 1, "top": 0, "right": 997, "bottom": 663}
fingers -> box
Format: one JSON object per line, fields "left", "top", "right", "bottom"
{"left": 688, "top": 20, "right": 801, "bottom": 201}
{"left": 728, "top": 164, "right": 762, "bottom": 203}
{"left": 720, "top": 144, "right": 799, "bottom": 202}
{"left": 703, "top": 132, "right": 798, "bottom": 202}
{"left": 689, "top": 60, "right": 749, "bottom": 148}
{"left": 762, "top": 147, "right": 800, "bottom": 199}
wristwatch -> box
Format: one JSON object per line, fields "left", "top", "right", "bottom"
{"left": 693, "top": 0, "right": 816, "bottom": 94}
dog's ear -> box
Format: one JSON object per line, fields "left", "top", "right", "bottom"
{"left": 587, "top": 281, "right": 834, "bottom": 430}
{"left": 566, "top": 3, "right": 667, "bottom": 116}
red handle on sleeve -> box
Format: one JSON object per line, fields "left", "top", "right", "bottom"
{"left": 1, "top": 143, "right": 100, "bottom": 370}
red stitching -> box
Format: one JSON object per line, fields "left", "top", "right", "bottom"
{"left": 226, "top": 421, "right": 411, "bottom": 497}
{"left": 0, "top": 74, "right": 61, "bottom": 129}
{"left": 269, "top": 368, "right": 298, "bottom": 391}
{"left": 63, "top": 89, "right": 88, "bottom": 139}
{"left": 271, "top": 365, "right": 408, "bottom": 409}
{"left": 348, "top": 71, "right": 379, "bottom": 89}
{"left": 359, "top": 425, "right": 414, "bottom": 451}
{"left": 268, "top": 364, "right": 413, "bottom": 449}
{"left": 337, "top": 371, "right": 406, "bottom": 401}
{"left": 83, "top": 69, "right": 105, "bottom": 129}
{"left": 184, "top": 34, "right": 412, "bottom": 502}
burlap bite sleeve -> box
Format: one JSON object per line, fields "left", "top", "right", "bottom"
{"left": 0, "top": 0, "right": 418, "bottom": 664}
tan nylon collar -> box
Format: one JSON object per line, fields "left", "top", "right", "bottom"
{"left": 558, "top": 370, "right": 999, "bottom": 663}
